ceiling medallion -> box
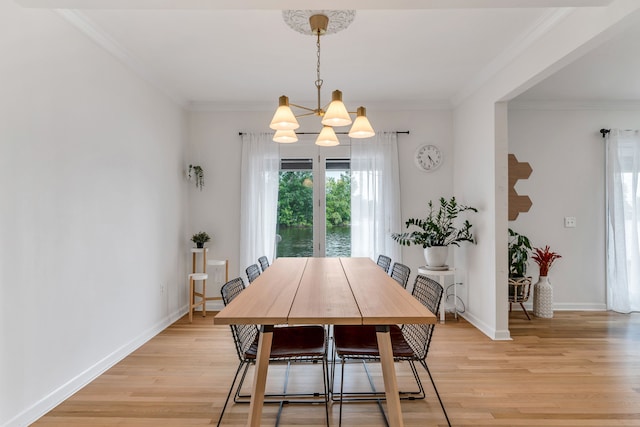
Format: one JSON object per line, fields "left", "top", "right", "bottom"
{"left": 282, "top": 10, "right": 356, "bottom": 35}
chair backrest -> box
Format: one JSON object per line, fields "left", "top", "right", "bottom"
{"left": 403, "top": 275, "right": 443, "bottom": 360}
{"left": 258, "top": 256, "right": 270, "bottom": 272}
{"left": 245, "top": 264, "right": 261, "bottom": 283}
{"left": 220, "top": 277, "right": 258, "bottom": 361}
{"left": 220, "top": 277, "right": 246, "bottom": 305}
{"left": 376, "top": 254, "right": 392, "bottom": 273}
{"left": 390, "top": 262, "right": 411, "bottom": 289}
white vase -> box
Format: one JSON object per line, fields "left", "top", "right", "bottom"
{"left": 424, "top": 246, "right": 448, "bottom": 267}
{"left": 533, "top": 275, "right": 553, "bottom": 318}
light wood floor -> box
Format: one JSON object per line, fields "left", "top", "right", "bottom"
{"left": 34, "top": 311, "right": 640, "bottom": 427}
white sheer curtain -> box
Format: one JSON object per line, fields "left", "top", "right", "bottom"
{"left": 350, "top": 132, "right": 402, "bottom": 262}
{"left": 240, "top": 133, "right": 279, "bottom": 278}
{"left": 606, "top": 129, "right": 640, "bottom": 313}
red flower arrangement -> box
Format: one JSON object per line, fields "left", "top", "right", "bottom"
{"left": 531, "top": 245, "right": 562, "bottom": 276}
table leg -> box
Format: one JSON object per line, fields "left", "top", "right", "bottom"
{"left": 376, "top": 326, "right": 404, "bottom": 427}
{"left": 247, "top": 325, "right": 273, "bottom": 427}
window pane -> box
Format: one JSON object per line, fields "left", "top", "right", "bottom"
{"left": 326, "top": 162, "right": 351, "bottom": 257}
{"left": 276, "top": 169, "right": 314, "bottom": 257}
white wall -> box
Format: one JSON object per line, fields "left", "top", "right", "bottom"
{"left": 0, "top": 3, "right": 188, "bottom": 425}
{"left": 508, "top": 105, "right": 640, "bottom": 310}
{"left": 452, "top": 1, "right": 640, "bottom": 339}
{"left": 187, "top": 108, "right": 455, "bottom": 291}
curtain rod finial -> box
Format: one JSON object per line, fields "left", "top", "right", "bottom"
{"left": 600, "top": 128, "right": 610, "bottom": 138}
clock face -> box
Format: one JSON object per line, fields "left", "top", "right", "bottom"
{"left": 414, "top": 144, "right": 442, "bottom": 172}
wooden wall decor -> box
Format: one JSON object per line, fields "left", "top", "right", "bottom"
{"left": 508, "top": 154, "right": 532, "bottom": 221}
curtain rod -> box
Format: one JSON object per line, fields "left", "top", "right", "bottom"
{"left": 600, "top": 128, "right": 610, "bottom": 138}
{"left": 238, "top": 131, "right": 410, "bottom": 136}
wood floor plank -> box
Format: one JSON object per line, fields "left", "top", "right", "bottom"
{"left": 33, "top": 311, "right": 640, "bottom": 426}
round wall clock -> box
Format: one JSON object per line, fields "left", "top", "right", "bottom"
{"left": 414, "top": 144, "right": 442, "bottom": 172}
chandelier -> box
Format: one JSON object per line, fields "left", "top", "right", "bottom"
{"left": 269, "top": 12, "right": 375, "bottom": 146}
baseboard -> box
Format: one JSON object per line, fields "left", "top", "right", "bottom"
{"left": 4, "top": 307, "right": 187, "bottom": 427}
{"left": 458, "top": 312, "right": 512, "bottom": 340}
{"left": 522, "top": 302, "right": 607, "bottom": 311}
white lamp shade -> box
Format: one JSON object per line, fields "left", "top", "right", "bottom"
{"left": 315, "top": 126, "right": 340, "bottom": 146}
{"left": 270, "top": 96, "right": 299, "bottom": 130}
{"left": 348, "top": 107, "right": 375, "bottom": 138}
{"left": 273, "top": 129, "right": 298, "bottom": 143}
{"left": 321, "top": 90, "right": 352, "bottom": 127}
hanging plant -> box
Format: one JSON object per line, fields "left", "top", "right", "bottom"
{"left": 188, "top": 164, "right": 204, "bottom": 191}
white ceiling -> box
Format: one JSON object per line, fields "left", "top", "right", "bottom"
{"left": 21, "top": 0, "right": 640, "bottom": 109}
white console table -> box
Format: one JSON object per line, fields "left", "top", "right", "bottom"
{"left": 418, "top": 266, "right": 457, "bottom": 323}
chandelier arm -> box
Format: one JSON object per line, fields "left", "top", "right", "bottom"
{"left": 295, "top": 111, "right": 317, "bottom": 118}
{"left": 289, "top": 103, "right": 316, "bottom": 112}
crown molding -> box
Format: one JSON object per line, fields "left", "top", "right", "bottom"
{"left": 56, "top": 9, "right": 187, "bottom": 108}
{"left": 451, "top": 7, "right": 573, "bottom": 107}
{"left": 508, "top": 99, "right": 640, "bottom": 110}
{"left": 20, "top": 0, "right": 613, "bottom": 10}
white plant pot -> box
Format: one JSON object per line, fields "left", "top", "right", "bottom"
{"left": 424, "top": 246, "right": 448, "bottom": 267}
{"left": 533, "top": 276, "right": 554, "bottom": 318}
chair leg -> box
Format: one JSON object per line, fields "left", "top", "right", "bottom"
{"left": 519, "top": 302, "right": 531, "bottom": 320}
{"left": 216, "top": 361, "right": 247, "bottom": 427}
{"left": 323, "top": 355, "right": 330, "bottom": 427}
{"left": 202, "top": 281, "right": 206, "bottom": 317}
{"left": 419, "top": 360, "right": 452, "bottom": 427}
{"left": 339, "top": 358, "right": 346, "bottom": 427}
{"left": 188, "top": 277, "right": 194, "bottom": 323}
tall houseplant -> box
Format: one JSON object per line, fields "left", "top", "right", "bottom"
{"left": 507, "top": 229, "right": 533, "bottom": 318}
{"left": 508, "top": 228, "right": 532, "bottom": 278}
{"left": 392, "top": 196, "right": 477, "bottom": 267}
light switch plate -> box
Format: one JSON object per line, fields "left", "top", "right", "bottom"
{"left": 564, "top": 216, "right": 576, "bottom": 228}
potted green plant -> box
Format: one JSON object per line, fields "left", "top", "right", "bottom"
{"left": 507, "top": 228, "right": 532, "bottom": 313}
{"left": 191, "top": 231, "right": 210, "bottom": 248}
{"left": 391, "top": 196, "right": 477, "bottom": 268}
{"left": 188, "top": 164, "right": 204, "bottom": 191}
{"left": 508, "top": 228, "right": 532, "bottom": 278}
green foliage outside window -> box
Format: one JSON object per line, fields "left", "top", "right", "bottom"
{"left": 277, "top": 171, "right": 351, "bottom": 227}
{"left": 325, "top": 173, "right": 350, "bottom": 227}
{"left": 278, "top": 171, "right": 314, "bottom": 227}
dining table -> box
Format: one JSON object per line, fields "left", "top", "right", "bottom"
{"left": 213, "top": 257, "right": 437, "bottom": 427}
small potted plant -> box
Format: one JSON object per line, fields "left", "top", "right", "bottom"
{"left": 531, "top": 245, "right": 562, "bottom": 277}
{"left": 531, "top": 245, "right": 562, "bottom": 319}
{"left": 392, "top": 196, "right": 477, "bottom": 268}
{"left": 188, "top": 164, "right": 204, "bottom": 191}
{"left": 191, "top": 231, "right": 210, "bottom": 249}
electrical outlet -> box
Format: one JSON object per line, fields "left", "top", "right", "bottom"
{"left": 564, "top": 216, "right": 576, "bottom": 228}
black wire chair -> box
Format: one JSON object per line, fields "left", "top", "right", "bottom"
{"left": 258, "top": 255, "right": 270, "bottom": 272}
{"left": 245, "top": 263, "right": 261, "bottom": 283}
{"left": 217, "top": 277, "right": 329, "bottom": 427}
{"left": 332, "top": 275, "right": 451, "bottom": 427}
{"left": 376, "top": 254, "right": 392, "bottom": 273}
{"left": 390, "top": 262, "right": 411, "bottom": 289}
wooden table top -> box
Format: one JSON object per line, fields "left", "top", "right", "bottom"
{"left": 214, "top": 257, "right": 436, "bottom": 326}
